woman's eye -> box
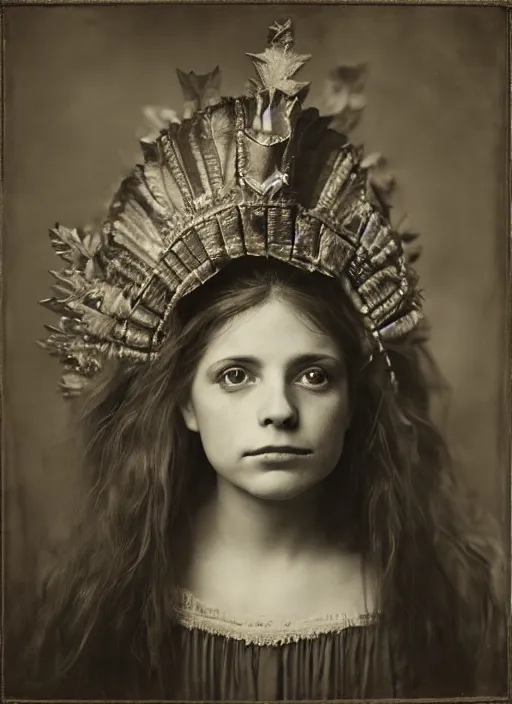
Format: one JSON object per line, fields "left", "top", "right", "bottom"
{"left": 299, "top": 368, "right": 329, "bottom": 388}
{"left": 219, "top": 368, "right": 250, "bottom": 387}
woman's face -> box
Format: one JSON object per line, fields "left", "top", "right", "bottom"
{"left": 181, "top": 296, "right": 352, "bottom": 501}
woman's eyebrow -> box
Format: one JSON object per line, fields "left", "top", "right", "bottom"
{"left": 208, "top": 353, "right": 343, "bottom": 370}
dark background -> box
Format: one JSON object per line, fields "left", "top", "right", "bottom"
{"left": 3, "top": 4, "right": 509, "bottom": 600}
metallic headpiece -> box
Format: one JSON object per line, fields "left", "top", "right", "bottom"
{"left": 39, "top": 19, "right": 423, "bottom": 397}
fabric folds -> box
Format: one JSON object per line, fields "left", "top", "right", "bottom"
{"left": 172, "top": 625, "right": 398, "bottom": 700}
{"left": 169, "top": 588, "right": 399, "bottom": 700}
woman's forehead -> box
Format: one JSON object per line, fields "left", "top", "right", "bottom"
{"left": 201, "top": 298, "right": 342, "bottom": 361}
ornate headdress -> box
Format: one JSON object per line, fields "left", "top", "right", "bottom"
{"left": 39, "top": 19, "right": 423, "bottom": 397}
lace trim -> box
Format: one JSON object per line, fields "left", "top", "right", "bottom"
{"left": 170, "top": 587, "right": 380, "bottom": 646}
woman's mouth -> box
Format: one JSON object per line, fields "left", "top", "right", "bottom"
{"left": 244, "top": 446, "right": 313, "bottom": 462}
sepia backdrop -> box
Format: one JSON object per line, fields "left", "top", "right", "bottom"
{"left": 3, "top": 4, "right": 508, "bottom": 601}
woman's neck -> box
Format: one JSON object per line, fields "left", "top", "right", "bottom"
{"left": 195, "top": 477, "right": 332, "bottom": 564}
{"left": 179, "top": 477, "right": 373, "bottom": 619}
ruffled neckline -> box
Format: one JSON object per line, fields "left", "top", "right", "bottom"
{"left": 170, "top": 586, "right": 380, "bottom": 646}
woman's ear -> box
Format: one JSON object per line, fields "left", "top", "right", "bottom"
{"left": 180, "top": 399, "right": 199, "bottom": 432}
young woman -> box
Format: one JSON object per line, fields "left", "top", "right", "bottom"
{"left": 21, "top": 18, "right": 506, "bottom": 700}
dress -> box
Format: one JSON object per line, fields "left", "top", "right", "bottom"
{"left": 22, "top": 585, "right": 506, "bottom": 700}
{"left": 170, "top": 587, "right": 406, "bottom": 700}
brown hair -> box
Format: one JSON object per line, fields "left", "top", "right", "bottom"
{"left": 19, "top": 256, "right": 505, "bottom": 697}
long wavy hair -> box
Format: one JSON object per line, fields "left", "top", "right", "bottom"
{"left": 19, "top": 256, "right": 506, "bottom": 697}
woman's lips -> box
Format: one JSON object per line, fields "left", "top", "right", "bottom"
{"left": 244, "top": 446, "right": 313, "bottom": 457}
{"left": 255, "top": 452, "right": 309, "bottom": 462}
{"left": 243, "top": 447, "right": 313, "bottom": 464}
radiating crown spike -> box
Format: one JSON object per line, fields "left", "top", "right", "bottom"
{"left": 177, "top": 66, "right": 222, "bottom": 118}
{"left": 43, "top": 324, "right": 63, "bottom": 335}
{"left": 39, "top": 297, "right": 68, "bottom": 314}
{"left": 50, "top": 284, "right": 75, "bottom": 301}
{"left": 246, "top": 18, "right": 311, "bottom": 99}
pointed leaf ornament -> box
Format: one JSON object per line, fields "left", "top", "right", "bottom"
{"left": 246, "top": 19, "right": 311, "bottom": 98}
{"left": 39, "top": 19, "right": 423, "bottom": 396}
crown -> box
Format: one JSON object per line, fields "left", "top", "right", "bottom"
{"left": 39, "top": 18, "right": 423, "bottom": 397}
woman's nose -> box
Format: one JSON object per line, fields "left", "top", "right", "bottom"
{"left": 257, "top": 382, "right": 299, "bottom": 429}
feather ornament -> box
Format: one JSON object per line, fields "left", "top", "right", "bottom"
{"left": 49, "top": 225, "right": 103, "bottom": 265}
{"left": 45, "top": 268, "right": 134, "bottom": 323}
{"left": 79, "top": 307, "right": 118, "bottom": 340}
{"left": 131, "top": 167, "right": 171, "bottom": 223}
{"left": 142, "top": 162, "right": 182, "bottom": 225}
{"left": 86, "top": 283, "right": 132, "bottom": 319}
{"left": 48, "top": 268, "right": 87, "bottom": 296}
{"left": 54, "top": 316, "right": 86, "bottom": 335}
{"left": 121, "top": 196, "right": 166, "bottom": 249}
{"left": 110, "top": 220, "right": 164, "bottom": 269}
{"left": 40, "top": 328, "right": 114, "bottom": 361}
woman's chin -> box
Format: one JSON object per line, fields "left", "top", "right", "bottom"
{"left": 240, "top": 471, "right": 322, "bottom": 502}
